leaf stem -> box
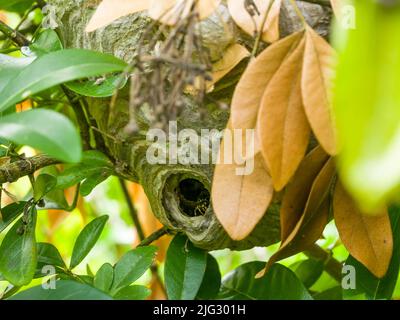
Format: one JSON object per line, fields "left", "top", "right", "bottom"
{"left": 251, "top": 0, "right": 275, "bottom": 58}
{"left": 289, "top": 0, "right": 307, "bottom": 27}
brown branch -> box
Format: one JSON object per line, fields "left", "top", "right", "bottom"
{"left": 0, "top": 21, "right": 30, "bottom": 47}
{"left": 0, "top": 155, "right": 60, "bottom": 184}
{"left": 138, "top": 227, "right": 169, "bottom": 247}
{"left": 305, "top": 243, "right": 343, "bottom": 283}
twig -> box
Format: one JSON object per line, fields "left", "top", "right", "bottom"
{"left": 138, "top": 227, "right": 170, "bottom": 247}
{"left": 118, "top": 178, "right": 145, "bottom": 241}
{"left": 251, "top": 0, "right": 275, "bottom": 58}
{"left": 0, "top": 21, "right": 30, "bottom": 47}
{"left": 0, "top": 155, "right": 60, "bottom": 184}
{"left": 305, "top": 243, "right": 343, "bottom": 283}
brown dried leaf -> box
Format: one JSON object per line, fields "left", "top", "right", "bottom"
{"left": 86, "top": 0, "right": 149, "bottom": 32}
{"left": 302, "top": 26, "right": 337, "bottom": 155}
{"left": 330, "top": 0, "right": 343, "bottom": 19}
{"left": 258, "top": 36, "right": 310, "bottom": 191}
{"left": 212, "top": 126, "right": 274, "bottom": 240}
{"left": 334, "top": 183, "right": 393, "bottom": 278}
{"left": 279, "top": 146, "right": 330, "bottom": 243}
{"left": 261, "top": 157, "right": 335, "bottom": 274}
{"left": 227, "top": 0, "right": 281, "bottom": 43}
{"left": 149, "top": 0, "right": 221, "bottom": 26}
{"left": 231, "top": 31, "right": 304, "bottom": 131}
{"left": 211, "top": 44, "right": 250, "bottom": 85}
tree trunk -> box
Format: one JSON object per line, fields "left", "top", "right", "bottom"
{"left": 48, "top": 0, "right": 332, "bottom": 250}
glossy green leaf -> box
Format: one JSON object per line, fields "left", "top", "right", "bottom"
{"left": 164, "top": 234, "right": 207, "bottom": 300}
{"left": 94, "top": 263, "right": 114, "bottom": 293}
{"left": 196, "top": 254, "right": 221, "bottom": 300}
{"left": 343, "top": 205, "right": 400, "bottom": 300}
{"left": 65, "top": 75, "right": 128, "bottom": 98}
{"left": 111, "top": 246, "right": 157, "bottom": 295}
{"left": 333, "top": 2, "right": 400, "bottom": 210}
{"left": 37, "top": 242, "right": 66, "bottom": 269}
{"left": 57, "top": 151, "right": 113, "bottom": 190}
{"left": 291, "top": 258, "right": 324, "bottom": 288}
{"left": 0, "top": 207, "right": 37, "bottom": 286}
{"left": 0, "top": 54, "right": 35, "bottom": 94}
{"left": 219, "top": 262, "right": 312, "bottom": 300}
{"left": 0, "top": 201, "right": 26, "bottom": 233}
{"left": 33, "top": 174, "right": 57, "bottom": 201}
{"left": 31, "top": 30, "right": 63, "bottom": 56}
{"left": 80, "top": 172, "right": 111, "bottom": 196}
{"left": 0, "top": 109, "right": 82, "bottom": 163}
{"left": 70, "top": 215, "right": 109, "bottom": 269}
{"left": 113, "top": 285, "right": 151, "bottom": 300}
{"left": 9, "top": 280, "right": 113, "bottom": 300}
{"left": 0, "top": 49, "right": 128, "bottom": 112}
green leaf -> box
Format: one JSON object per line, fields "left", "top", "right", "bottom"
{"left": 94, "top": 263, "right": 114, "bottom": 293}
{"left": 333, "top": 2, "right": 400, "bottom": 210}
{"left": 0, "top": 49, "right": 128, "bottom": 112}
{"left": 0, "top": 201, "right": 26, "bottom": 233}
{"left": 37, "top": 242, "right": 66, "bottom": 269}
{"left": 0, "top": 109, "right": 82, "bottom": 163}
{"left": 80, "top": 172, "right": 111, "bottom": 197}
{"left": 65, "top": 75, "right": 128, "bottom": 98}
{"left": 9, "top": 280, "right": 113, "bottom": 300}
{"left": 111, "top": 246, "right": 157, "bottom": 295}
{"left": 70, "top": 215, "right": 109, "bottom": 269}
{"left": 0, "top": 54, "right": 35, "bottom": 94}
{"left": 57, "top": 151, "right": 113, "bottom": 190}
{"left": 0, "top": 0, "right": 34, "bottom": 11}
{"left": 33, "top": 174, "right": 57, "bottom": 201}
{"left": 313, "top": 286, "right": 343, "bottom": 300}
{"left": 343, "top": 205, "right": 400, "bottom": 300}
{"left": 30, "top": 30, "right": 63, "bottom": 56}
{"left": 196, "top": 254, "right": 221, "bottom": 300}
{"left": 291, "top": 258, "right": 324, "bottom": 288}
{"left": 164, "top": 234, "right": 207, "bottom": 300}
{"left": 0, "top": 207, "right": 38, "bottom": 286}
{"left": 113, "top": 285, "right": 151, "bottom": 300}
{"left": 219, "top": 262, "right": 312, "bottom": 300}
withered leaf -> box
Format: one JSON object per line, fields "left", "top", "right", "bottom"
{"left": 302, "top": 26, "right": 337, "bottom": 155}
{"left": 280, "top": 146, "right": 330, "bottom": 242}
{"left": 149, "top": 0, "right": 221, "bottom": 26}
{"left": 334, "top": 183, "right": 393, "bottom": 278}
{"left": 260, "top": 157, "right": 335, "bottom": 275}
{"left": 86, "top": 0, "right": 149, "bottom": 32}
{"left": 227, "top": 0, "right": 281, "bottom": 43}
{"left": 212, "top": 126, "right": 273, "bottom": 241}
{"left": 231, "top": 31, "right": 304, "bottom": 131}
{"left": 258, "top": 36, "right": 310, "bottom": 191}
{"left": 211, "top": 44, "right": 250, "bottom": 85}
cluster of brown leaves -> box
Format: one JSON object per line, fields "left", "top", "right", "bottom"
{"left": 85, "top": 0, "right": 394, "bottom": 278}
{"left": 212, "top": 14, "right": 393, "bottom": 277}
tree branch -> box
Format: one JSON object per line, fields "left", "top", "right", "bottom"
{"left": 0, "top": 21, "right": 30, "bottom": 47}
{"left": 305, "top": 244, "right": 343, "bottom": 283}
{"left": 138, "top": 227, "right": 169, "bottom": 247}
{"left": 0, "top": 155, "right": 60, "bottom": 184}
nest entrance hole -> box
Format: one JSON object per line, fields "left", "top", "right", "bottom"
{"left": 176, "top": 178, "right": 210, "bottom": 217}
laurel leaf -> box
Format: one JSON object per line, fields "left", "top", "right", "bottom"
{"left": 334, "top": 183, "right": 393, "bottom": 278}
{"left": 227, "top": 0, "right": 281, "bottom": 43}
{"left": 302, "top": 26, "right": 337, "bottom": 155}
{"left": 212, "top": 126, "right": 273, "bottom": 240}
{"left": 258, "top": 36, "right": 310, "bottom": 191}
{"left": 86, "top": 0, "right": 149, "bottom": 32}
